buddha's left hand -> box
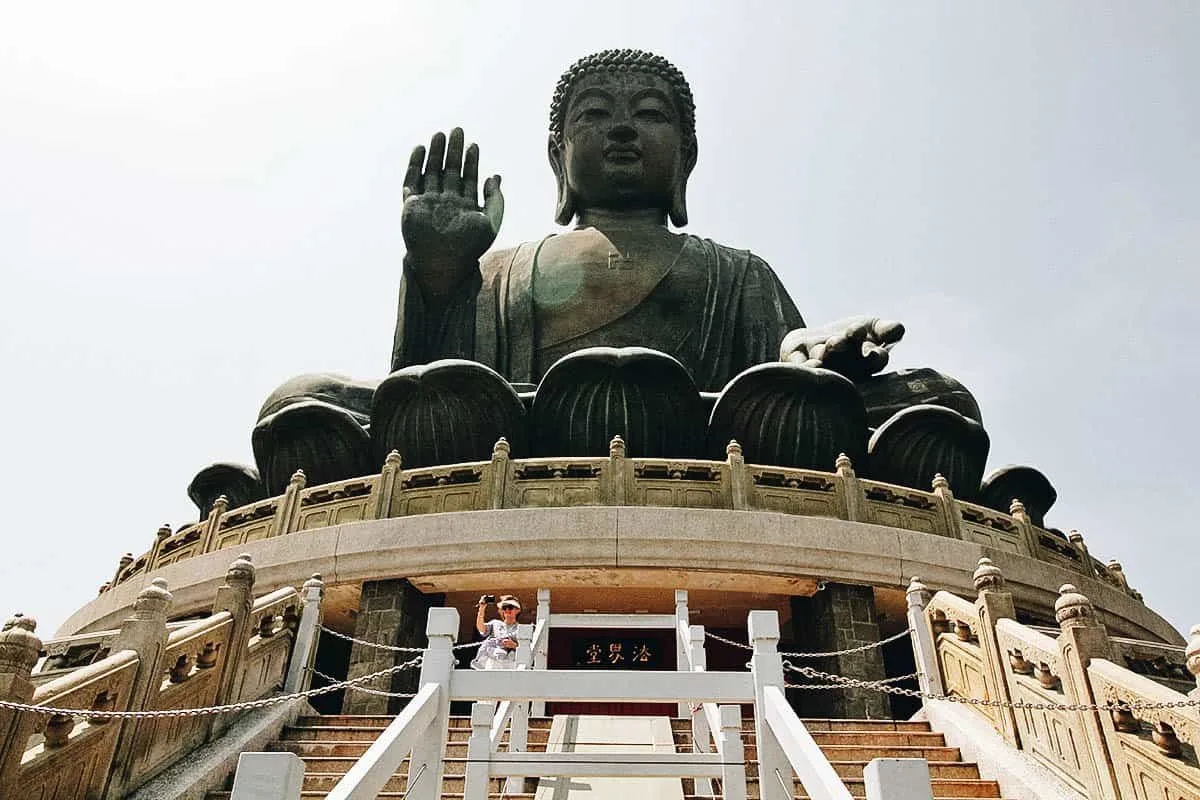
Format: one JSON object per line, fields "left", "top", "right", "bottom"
{"left": 780, "top": 316, "right": 905, "bottom": 381}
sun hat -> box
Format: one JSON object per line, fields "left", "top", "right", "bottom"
{"left": 498, "top": 595, "right": 521, "bottom": 610}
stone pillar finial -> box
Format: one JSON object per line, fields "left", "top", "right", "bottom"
{"left": 385, "top": 449, "right": 402, "bottom": 468}
{"left": 906, "top": 575, "right": 930, "bottom": 598}
{"left": 492, "top": 437, "right": 510, "bottom": 458}
{"left": 931, "top": 473, "right": 950, "bottom": 492}
{"left": 303, "top": 573, "right": 324, "bottom": 593}
{"left": 973, "top": 557, "right": 1006, "bottom": 594}
{"left": 0, "top": 614, "right": 41, "bottom": 676}
{"left": 835, "top": 452, "right": 852, "bottom": 472}
{"left": 225, "top": 553, "right": 256, "bottom": 590}
{"left": 1068, "top": 529, "right": 1083, "bottom": 544}
{"left": 156, "top": 524, "right": 171, "bottom": 540}
{"left": 726, "top": 439, "right": 743, "bottom": 458}
{"left": 1186, "top": 625, "right": 1200, "bottom": 690}
{"left": 1008, "top": 499, "right": 1026, "bottom": 517}
{"left": 609, "top": 435, "right": 625, "bottom": 458}
{"left": 1054, "top": 584, "right": 1095, "bottom": 626}
{"left": 132, "top": 578, "right": 173, "bottom": 619}
{"left": 289, "top": 469, "right": 306, "bottom": 487}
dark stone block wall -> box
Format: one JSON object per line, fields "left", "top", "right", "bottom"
{"left": 789, "top": 583, "right": 889, "bottom": 719}
{"left": 342, "top": 579, "right": 445, "bottom": 715}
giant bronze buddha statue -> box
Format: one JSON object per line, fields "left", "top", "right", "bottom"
{"left": 200, "top": 50, "right": 1043, "bottom": 524}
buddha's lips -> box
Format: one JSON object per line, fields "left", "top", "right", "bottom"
{"left": 603, "top": 146, "right": 641, "bottom": 162}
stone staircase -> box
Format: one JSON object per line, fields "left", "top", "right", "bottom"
{"left": 205, "top": 714, "right": 1006, "bottom": 799}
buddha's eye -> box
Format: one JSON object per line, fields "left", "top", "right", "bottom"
{"left": 576, "top": 107, "right": 610, "bottom": 123}
{"left": 634, "top": 107, "right": 669, "bottom": 123}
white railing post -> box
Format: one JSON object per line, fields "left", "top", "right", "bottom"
{"left": 532, "top": 588, "right": 550, "bottom": 717}
{"left": 863, "top": 758, "right": 933, "bottom": 800}
{"left": 905, "top": 577, "right": 944, "bottom": 699}
{"left": 230, "top": 752, "right": 304, "bottom": 800}
{"left": 283, "top": 574, "right": 325, "bottom": 693}
{"left": 463, "top": 702, "right": 494, "bottom": 800}
{"left": 506, "top": 622, "right": 533, "bottom": 796}
{"left": 688, "top": 624, "right": 715, "bottom": 798}
{"left": 718, "top": 705, "right": 747, "bottom": 800}
{"left": 675, "top": 589, "right": 689, "bottom": 717}
{"left": 406, "top": 607, "right": 458, "bottom": 800}
{"left": 749, "top": 610, "right": 790, "bottom": 800}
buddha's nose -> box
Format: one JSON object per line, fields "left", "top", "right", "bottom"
{"left": 607, "top": 122, "right": 636, "bottom": 143}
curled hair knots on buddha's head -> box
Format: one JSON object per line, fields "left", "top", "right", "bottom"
{"left": 549, "top": 49, "right": 697, "bottom": 152}
{"left": 548, "top": 49, "right": 698, "bottom": 226}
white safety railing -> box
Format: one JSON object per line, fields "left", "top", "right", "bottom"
{"left": 237, "top": 599, "right": 933, "bottom": 800}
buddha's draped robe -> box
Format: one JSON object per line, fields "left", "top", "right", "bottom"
{"left": 391, "top": 232, "right": 803, "bottom": 392}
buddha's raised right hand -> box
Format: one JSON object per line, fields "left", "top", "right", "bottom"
{"left": 402, "top": 128, "right": 504, "bottom": 296}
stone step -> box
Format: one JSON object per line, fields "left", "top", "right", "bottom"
{"left": 300, "top": 771, "right": 511, "bottom": 793}
{"left": 745, "top": 776, "right": 1003, "bottom": 799}
{"left": 668, "top": 717, "right": 931, "bottom": 733}
{"left": 280, "top": 724, "right": 554, "bottom": 744}
{"left": 743, "top": 760, "right": 979, "bottom": 781}
{"left": 270, "top": 739, "right": 549, "bottom": 758}
{"left": 294, "top": 714, "right": 554, "bottom": 729}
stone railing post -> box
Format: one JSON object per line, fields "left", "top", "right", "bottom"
{"left": 271, "top": 469, "right": 307, "bottom": 536}
{"left": 506, "top": 623, "right": 533, "bottom": 796}
{"left": 971, "top": 558, "right": 1021, "bottom": 747}
{"left": 531, "top": 588, "right": 550, "bottom": 718}
{"left": 1068, "top": 530, "right": 1099, "bottom": 578}
{"left": 930, "top": 474, "right": 964, "bottom": 539}
{"left": 147, "top": 523, "right": 172, "bottom": 570}
{"left": 904, "top": 578, "right": 944, "bottom": 700}
{"left": 210, "top": 554, "right": 257, "bottom": 738}
{"left": 718, "top": 704, "right": 748, "bottom": 800}
{"left": 112, "top": 552, "right": 134, "bottom": 588}
{"left": 689, "top": 624, "right": 715, "bottom": 798}
{"left": 284, "top": 574, "right": 325, "bottom": 693}
{"left": 749, "top": 610, "right": 789, "bottom": 800}
{"left": 463, "top": 701, "right": 494, "bottom": 800}
{"left": 0, "top": 614, "right": 42, "bottom": 794}
{"left": 487, "top": 438, "right": 510, "bottom": 510}
{"left": 373, "top": 450, "right": 403, "bottom": 518}
{"left": 1007, "top": 500, "right": 1042, "bottom": 561}
{"left": 200, "top": 495, "right": 230, "bottom": 554}
{"left": 863, "top": 758, "right": 933, "bottom": 800}
{"left": 726, "top": 440, "right": 750, "bottom": 510}
{"left": 833, "top": 453, "right": 863, "bottom": 522}
{"left": 407, "top": 607, "right": 458, "bottom": 800}
{"left": 1186, "top": 625, "right": 1200, "bottom": 700}
{"left": 104, "top": 578, "right": 174, "bottom": 800}
{"left": 1054, "top": 585, "right": 1121, "bottom": 800}
{"left": 675, "top": 589, "right": 690, "bottom": 717}
{"left": 607, "top": 435, "right": 628, "bottom": 505}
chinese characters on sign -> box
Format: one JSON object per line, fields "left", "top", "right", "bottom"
{"left": 573, "top": 637, "right": 663, "bottom": 669}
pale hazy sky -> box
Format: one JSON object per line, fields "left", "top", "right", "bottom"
{"left": 1, "top": 3, "right": 1197, "bottom": 639}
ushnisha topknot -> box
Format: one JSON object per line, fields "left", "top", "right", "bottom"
{"left": 550, "top": 49, "right": 696, "bottom": 149}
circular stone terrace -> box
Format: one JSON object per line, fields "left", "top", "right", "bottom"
{"left": 61, "top": 438, "right": 1178, "bottom": 645}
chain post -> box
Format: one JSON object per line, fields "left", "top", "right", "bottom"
{"left": 904, "top": 577, "right": 943, "bottom": 700}
{"left": 284, "top": 574, "right": 325, "bottom": 693}
{"left": 210, "top": 554, "right": 257, "bottom": 739}
{"left": 689, "top": 624, "right": 714, "bottom": 798}
{"left": 749, "top": 610, "right": 789, "bottom": 800}
{"left": 0, "top": 614, "right": 42, "bottom": 796}
{"left": 506, "top": 623, "right": 533, "bottom": 796}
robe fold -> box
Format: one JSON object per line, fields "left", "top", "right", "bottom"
{"left": 391, "top": 233, "right": 804, "bottom": 393}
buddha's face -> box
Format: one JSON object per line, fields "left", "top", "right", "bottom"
{"left": 561, "top": 71, "right": 686, "bottom": 215}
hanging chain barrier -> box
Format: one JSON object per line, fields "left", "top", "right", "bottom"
{"left": 320, "top": 625, "right": 482, "bottom": 653}
{"left": 311, "top": 667, "right": 418, "bottom": 699}
{"left": 782, "top": 661, "right": 1200, "bottom": 712}
{"left": 0, "top": 655, "right": 424, "bottom": 719}
{"left": 704, "top": 627, "right": 912, "bottom": 658}
{"left": 785, "top": 671, "right": 918, "bottom": 690}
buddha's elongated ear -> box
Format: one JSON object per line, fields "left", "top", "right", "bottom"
{"left": 669, "top": 138, "right": 698, "bottom": 228}
{"left": 548, "top": 136, "right": 576, "bottom": 225}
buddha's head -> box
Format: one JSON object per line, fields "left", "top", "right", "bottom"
{"left": 549, "top": 49, "right": 697, "bottom": 227}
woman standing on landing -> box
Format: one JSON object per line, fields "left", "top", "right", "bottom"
{"left": 471, "top": 594, "right": 522, "bottom": 670}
